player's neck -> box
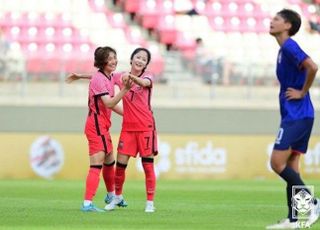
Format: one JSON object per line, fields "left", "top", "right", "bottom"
{"left": 275, "top": 33, "right": 290, "bottom": 47}
{"left": 130, "top": 70, "right": 142, "bottom": 77}
{"left": 103, "top": 70, "right": 112, "bottom": 77}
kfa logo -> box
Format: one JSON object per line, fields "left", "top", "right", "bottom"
{"left": 292, "top": 186, "right": 314, "bottom": 217}
{"left": 29, "top": 136, "right": 64, "bottom": 179}
{"left": 291, "top": 185, "right": 316, "bottom": 227}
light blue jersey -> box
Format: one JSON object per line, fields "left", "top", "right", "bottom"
{"left": 276, "top": 38, "right": 314, "bottom": 122}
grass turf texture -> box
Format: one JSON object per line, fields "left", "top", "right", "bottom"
{"left": 0, "top": 179, "right": 320, "bottom": 229}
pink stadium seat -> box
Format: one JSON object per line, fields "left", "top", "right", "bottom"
{"left": 106, "top": 12, "right": 127, "bottom": 28}
{"left": 141, "top": 13, "right": 160, "bottom": 29}
{"left": 124, "top": 0, "right": 142, "bottom": 13}
{"left": 157, "top": 15, "right": 178, "bottom": 44}
{"left": 64, "top": 56, "right": 93, "bottom": 73}
{"left": 125, "top": 28, "right": 147, "bottom": 45}
{"left": 175, "top": 32, "right": 196, "bottom": 51}
{"left": 3, "top": 12, "right": 27, "bottom": 27}
{"left": 208, "top": 16, "right": 226, "bottom": 32}
{"left": 158, "top": 29, "right": 177, "bottom": 45}
{"left": 88, "top": 0, "right": 108, "bottom": 13}
{"left": 136, "top": 0, "right": 162, "bottom": 29}
{"left": 147, "top": 55, "right": 164, "bottom": 76}
{"left": 156, "top": 0, "right": 174, "bottom": 14}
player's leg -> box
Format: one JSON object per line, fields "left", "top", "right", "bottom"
{"left": 104, "top": 153, "right": 130, "bottom": 210}
{"left": 115, "top": 153, "right": 130, "bottom": 206}
{"left": 138, "top": 131, "right": 158, "bottom": 213}
{"left": 102, "top": 153, "right": 115, "bottom": 204}
{"left": 285, "top": 153, "right": 300, "bottom": 224}
{"left": 267, "top": 122, "right": 300, "bottom": 227}
{"left": 267, "top": 119, "right": 316, "bottom": 228}
{"left": 81, "top": 151, "right": 105, "bottom": 212}
{"left": 105, "top": 131, "right": 136, "bottom": 211}
{"left": 142, "top": 157, "right": 156, "bottom": 213}
{"left": 267, "top": 149, "right": 299, "bottom": 229}
{"left": 101, "top": 133, "right": 115, "bottom": 204}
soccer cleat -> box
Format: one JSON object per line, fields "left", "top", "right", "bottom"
{"left": 266, "top": 218, "right": 298, "bottom": 229}
{"left": 104, "top": 193, "right": 115, "bottom": 204}
{"left": 145, "top": 201, "right": 155, "bottom": 213}
{"left": 81, "top": 203, "right": 105, "bottom": 212}
{"left": 104, "top": 196, "right": 128, "bottom": 211}
{"left": 306, "top": 198, "right": 320, "bottom": 227}
{"left": 117, "top": 199, "right": 128, "bottom": 207}
{"left": 104, "top": 193, "right": 128, "bottom": 207}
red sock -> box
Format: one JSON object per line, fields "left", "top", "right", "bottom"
{"left": 115, "top": 162, "right": 127, "bottom": 196}
{"left": 102, "top": 162, "right": 115, "bottom": 193}
{"left": 142, "top": 160, "right": 156, "bottom": 201}
{"left": 84, "top": 166, "right": 102, "bottom": 201}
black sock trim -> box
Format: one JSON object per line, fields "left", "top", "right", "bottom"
{"left": 142, "top": 157, "right": 154, "bottom": 163}
{"left": 104, "top": 161, "right": 115, "bottom": 167}
{"left": 116, "top": 162, "right": 127, "bottom": 168}
{"left": 90, "top": 165, "right": 102, "bottom": 169}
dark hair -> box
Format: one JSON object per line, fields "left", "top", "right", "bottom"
{"left": 94, "top": 46, "right": 117, "bottom": 69}
{"left": 277, "top": 9, "right": 301, "bottom": 36}
{"left": 130, "top": 48, "right": 151, "bottom": 70}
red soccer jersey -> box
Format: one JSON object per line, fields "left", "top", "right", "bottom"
{"left": 86, "top": 70, "right": 115, "bottom": 130}
{"left": 114, "top": 71, "right": 156, "bottom": 131}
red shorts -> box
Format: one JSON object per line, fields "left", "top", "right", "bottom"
{"left": 85, "top": 127, "right": 113, "bottom": 156}
{"left": 85, "top": 115, "right": 113, "bottom": 155}
{"left": 117, "top": 130, "right": 158, "bottom": 157}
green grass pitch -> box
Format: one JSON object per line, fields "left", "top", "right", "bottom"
{"left": 0, "top": 179, "right": 320, "bottom": 229}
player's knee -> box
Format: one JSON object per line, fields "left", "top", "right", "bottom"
{"left": 270, "top": 159, "right": 284, "bottom": 174}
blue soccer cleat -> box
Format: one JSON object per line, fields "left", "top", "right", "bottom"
{"left": 104, "top": 193, "right": 115, "bottom": 204}
{"left": 81, "top": 203, "right": 105, "bottom": 212}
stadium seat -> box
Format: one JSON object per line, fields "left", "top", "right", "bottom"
{"left": 124, "top": 0, "right": 142, "bottom": 14}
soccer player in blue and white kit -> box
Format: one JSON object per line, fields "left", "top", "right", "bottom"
{"left": 266, "top": 9, "right": 319, "bottom": 229}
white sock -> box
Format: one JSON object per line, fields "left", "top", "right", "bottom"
{"left": 116, "top": 194, "right": 123, "bottom": 200}
{"left": 83, "top": 200, "right": 92, "bottom": 206}
{"left": 146, "top": 200, "right": 154, "bottom": 206}
{"left": 108, "top": 191, "right": 115, "bottom": 197}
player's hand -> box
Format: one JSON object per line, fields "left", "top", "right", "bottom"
{"left": 65, "top": 73, "right": 81, "bottom": 83}
{"left": 128, "top": 73, "right": 138, "bottom": 83}
{"left": 285, "top": 87, "right": 304, "bottom": 100}
{"left": 123, "top": 78, "right": 134, "bottom": 90}
{"left": 121, "top": 72, "right": 130, "bottom": 84}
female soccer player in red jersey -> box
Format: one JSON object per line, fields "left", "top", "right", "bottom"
{"left": 105, "top": 48, "right": 158, "bottom": 213}
{"left": 73, "top": 46, "right": 132, "bottom": 212}
{"left": 67, "top": 47, "right": 158, "bottom": 213}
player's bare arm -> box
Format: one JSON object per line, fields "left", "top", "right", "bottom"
{"left": 285, "top": 58, "right": 318, "bottom": 100}
{"left": 129, "top": 74, "right": 151, "bottom": 87}
{"left": 65, "top": 73, "right": 92, "bottom": 83}
{"left": 101, "top": 78, "right": 133, "bottom": 108}
{"left": 112, "top": 104, "right": 123, "bottom": 116}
